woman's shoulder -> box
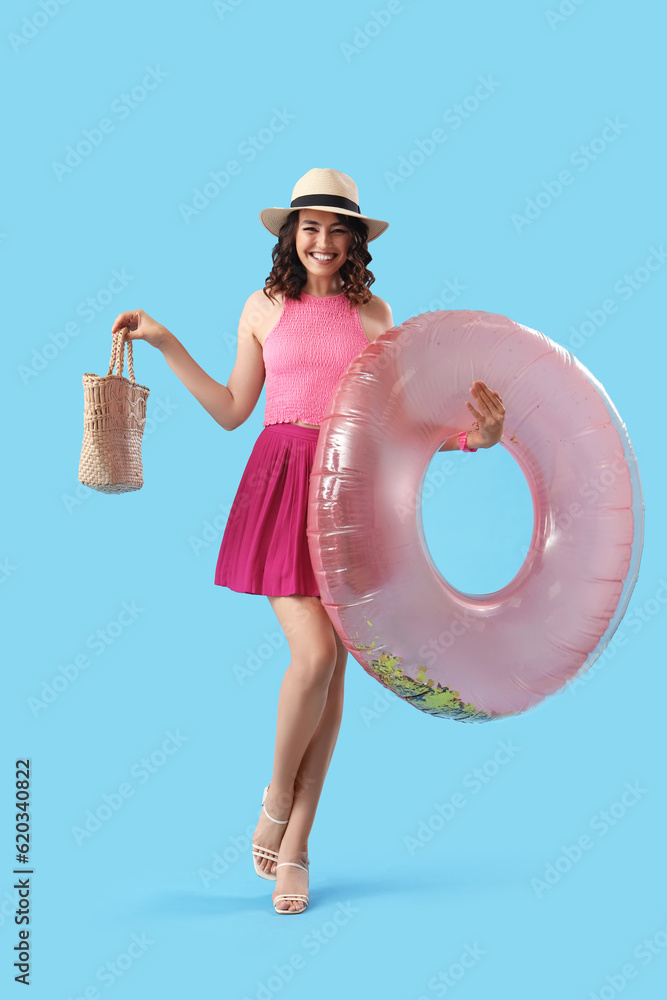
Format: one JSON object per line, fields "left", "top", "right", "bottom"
{"left": 245, "top": 286, "right": 284, "bottom": 307}
{"left": 358, "top": 292, "right": 394, "bottom": 341}
{"left": 239, "top": 288, "right": 286, "bottom": 346}
{"left": 360, "top": 291, "right": 391, "bottom": 314}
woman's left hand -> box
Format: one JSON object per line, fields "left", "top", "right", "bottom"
{"left": 465, "top": 380, "right": 505, "bottom": 449}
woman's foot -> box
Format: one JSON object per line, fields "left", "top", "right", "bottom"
{"left": 252, "top": 784, "right": 294, "bottom": 877}
{"left": 272, "top": 848, "right": 310, "bottom": 913}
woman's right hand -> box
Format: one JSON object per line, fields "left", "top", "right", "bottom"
{"left": 111, "top": 309, "right": 171, "bottom": 350}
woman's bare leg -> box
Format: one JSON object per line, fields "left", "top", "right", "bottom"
{"left": 273, "top": 629, "right": 347, "bottom": 911}
{"left": 252, "top": 594, "right": 339, "bottom": 877}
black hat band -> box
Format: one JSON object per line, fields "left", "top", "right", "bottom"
{"left": 290, "top": 193, "right": 361, "bottom": 215}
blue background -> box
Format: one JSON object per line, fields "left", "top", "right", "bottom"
{"left": 2, "top": 1, "right": 665, "bottom": 998}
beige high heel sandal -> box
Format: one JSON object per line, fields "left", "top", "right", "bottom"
{"left": 272, "top": 859, "right": 310, "bottom": 914}
{"left": 252, "top": 784, "right": 289, "bottom": 881}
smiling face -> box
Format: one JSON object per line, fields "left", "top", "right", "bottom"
{"left": 294, "top": 209, "right": 353, "bottom": 282}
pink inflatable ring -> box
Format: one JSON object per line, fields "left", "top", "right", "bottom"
{"left": 307, "top": 310, "right": 644, "bottom": 723}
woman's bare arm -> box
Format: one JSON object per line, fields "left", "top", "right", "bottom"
{"left": 112, "top": 295, "right": 266, "bottom": 432}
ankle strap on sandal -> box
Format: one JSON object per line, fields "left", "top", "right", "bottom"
{"left": 262, "top": 803, "right": 289, "bottom": 825}
{"left": 276, "top": 860, "right": 309, "bottom": 873}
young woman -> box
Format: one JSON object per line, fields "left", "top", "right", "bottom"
{"left": 111, "top": 168, "right": 505, "bottom": 915}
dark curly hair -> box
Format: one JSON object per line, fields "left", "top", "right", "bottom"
{"left": 262, "top": 211, "right": 376, "bottom": 308}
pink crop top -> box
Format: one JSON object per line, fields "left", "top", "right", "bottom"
{"left": 262, "top": 291, "right": 370, "bottom": 427}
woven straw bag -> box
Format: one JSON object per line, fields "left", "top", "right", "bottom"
{"left": 79, "top": 327, "right": 150, "bottom": 494}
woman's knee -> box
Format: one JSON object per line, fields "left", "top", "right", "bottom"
{"left": 288, "top": 640, "right": 338, "bottom": 690}
{"left": 268, "top": 594, "right": 339, "bottom": 688}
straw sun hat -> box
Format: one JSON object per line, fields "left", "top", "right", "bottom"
{"left": 259, "top": 167, "right": 389, "bottom": 242}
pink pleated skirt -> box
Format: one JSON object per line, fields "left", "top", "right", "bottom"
{"left": 214, "top": 423, "right": 321, "bottom": 597}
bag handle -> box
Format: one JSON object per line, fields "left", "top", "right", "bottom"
{"left": 107, "top": 327, "right": 137, "bottom": 383}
